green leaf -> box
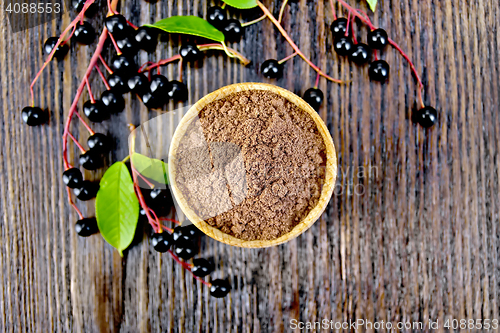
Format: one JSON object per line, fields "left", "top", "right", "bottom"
{"left": 145, "top": 16, "right": 225, "bottom": 42}
{"left": 223, "top": 0, "right": 258, "bottom": 9}
{"left": 366, "top": 0, "right": 377, "bottom": 11}
{"left": 96, "top": 162, "right": 139, "bottom": 256}
{"left": 131, "top": 153, "right": 169, "bottom": 185}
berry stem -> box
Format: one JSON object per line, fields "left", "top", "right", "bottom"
{"left": 330, "top": 0, "right": 337, "bottom": 20}
{"left": 256, "top": 1, "right": 343, "bottom": 84}
{"left": 197, "top": 44, "right": 251, "bottom": 65}
{"left": 277, "top": 52, "right": 297, "bottom": 64}
{"left": 132, "top": 167, "right": 155, "bottom": 189}
{"left": 108, "top": 31, "right": 121, "bottom": 54}
{"left": 95, "top": 65, "right": 111, "bottom": 90}
{"left": 241, "top": 14, "right": 266, "bottom": 27}
{"left": 167, "top": 250, "right": 211, "bottom": 286}
{"left": 314, "top": 72, "right": 320, "bottom": 89}
{"left": 68, "top": 132, "right": 86, "bottom": 153}
{"left": 140, "top": 55, "right": 182, "bottom": 72}
{"left": 99, "top": 54, "right": 113, "bottom": 74}
{"left": 345, "top": 11, "right": 351, "bottom": 37}
{"left": 73, "top": 111, "right": 95, "bottom": 135}
{"left": 62, "top": 28, "right": 108, "bottom": 169}
{"left": 373, "top": 49, "right": 379, "bottom": 60}
{"left": 67, "top": 187, "right": 84, "bottom": 219}
{"left": 278, "top": 0, "right": 289, "bottom": 24}
{"left": 350, "top": 17, "right": 357, "bottom": 44}
{"left": 159, "top": 217, "right": 181, "bottom": 225}
{"left": 85, "top": 78, "right": 95, "bottom": 103}
{"left": 29, "top": 0, "right": 96, "bottom": 106}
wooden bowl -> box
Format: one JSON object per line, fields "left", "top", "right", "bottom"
{"left": 169, "top": 83, "right": 337, "bottom": 248}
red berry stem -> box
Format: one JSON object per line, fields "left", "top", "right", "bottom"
{"left": 108, "top": 31, "right": 122, "bottom": 54}
{"left": 140, "top": 55, "right": 182, "bottom": 72}
{"left": 73, "top": 110, "right": 95, "bottom": 135}
{"left": 335, "top": 0, "right": 426, "bottom": 108}
{"left": 167, "top": 249, "right": 211, "bottom": 287}
{"left": 131, "top": 167, "right": 155, "bottom": 189}
{"left": 256, "top": 0, "right": 343, "bottom": 84}
{"left": 277, "top": 52, "right": 297, "bottom": 64}
{"left": 99, "top": 54, "right": 113, "bottom": 74}
{"left": 330, "top": 0, "right": 337, "bottom": 20}
{"left": 159, "top": 217, "right": 181, "bottom": 225}
{"left": 68, "top": 132, "right": 86, "bottom": 153}
{"left": 67, "top": 187, "right": 84, "bottom": 219}
{"left": 241, "top": 14, "right": 266, "bottom": 27}
{"left": 29, "top": 0, "right": 96, "bottom": 106}
{"left": 350, "top": 16, "right": 358, "bottom": 44}
{"left": 62, "top": 27, "right": 108, "bottom": 169}
{"left": 149, "top": 209, "right": 173, "bottom": 233}
{"left": 85, "top": 78, "right": 96, "bottom": 103}
{"left": 133, "top": 182, "right": 161, "bottom": 232}
{"left": 94, "top": 65, "right": 111, "bottom": 90}
{"left": 345, "top": 11, "right": 351, "bottom": 37}
{"left": 314, "top": 72, "right": 321, "bottom": 89}
{"left": 277, "top": 0, "right": 289, "bottom": 24}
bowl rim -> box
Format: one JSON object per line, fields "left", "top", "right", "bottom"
{"left": 168, "top": 82, "right": 337, "bottom": 248}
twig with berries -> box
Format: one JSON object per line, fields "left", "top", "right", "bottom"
{"left": 330, "top": 0, "right": 438, "bottom": 127}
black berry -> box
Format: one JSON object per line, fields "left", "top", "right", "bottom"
{"left": 149, "top": 188, "right": 173, "bottom": 208}
{"left": 73, "top": 21, "right": 95, "bottom": 45}
{"left": 334, "top": 36, "right": 354, "bottom": 56}
{"left": 140, "top": 91, "right": 162, "bottom": 109}
{"left": 413, "top": 106, "right": 438, "bottom": 128}
{"left": 368, "top": 60, "right": 390, "bottom": 82}
{"left": 79, "top": 150, "right": 102, "bottom": 170}
{"left": 261, "top": 59, "right": 283, "bottom": 79}
{"left": 83, "top": 100, "right": 109, "bottom": 122}
{"left": 74, "top": 181, "right": 99, "bottom": 201}
{"left": 87, "top": 133, "right": 111, "bottom": 153}
{"left": 127, "top": 74, "right": 150, "bottom": 94}
{"left": 172, "top": 226, "right": 183, "bottom": 242}
{"left": 150, "top": 74, "right": 169, "bottom": 95}
{"left": 330, "top": 18, "right": 349, "bottom": 38}
{"left": 223, "top": 19, "right": 243, "bottom": 42}
{"left": 43, "top": 37, "right": 69, "bottom": 60}
{"left": 210, "top": 279, "right": 231, "bottom": 298}
{"left": 166, "top": 80, "right": 188, "bottom": 102}
{"left": 180, "top": 43, "right": 201, "bottom": 62}
{"left": 111, "top": 54, "right": 136, "bottom": 77}
{"left": 134, "top": 27, "right": 157, "bottom": 52}
{"left": 172, "top": 225, "right": 200, "bottom": 244}
{"left": 75, "top": 217, "right": 98, "bottom": 237}
{"left": 63, "top": 168, "right": 83, "bottom": 188}
{"left": 191, "top": 258, "right": 214, "bottom": 277}
{"left": 207, "top": 6, "right": 227, "bottom": 29}
{"left": 101, "top": 90, "right": 125, "bottom": 113}
{"left": 303, "top": 88, "right": 324, "bottom": 111}
{"left": 349, "top": 43, "right": 370, "bottom": 64}
{"left": 21, "top": 106, "right": 46, "bottom": 126}
{"left": 367, "top": 28, "right": 389, "bottom": 50}
{"left": 105, "top": 15, "right": 130, "bottom": 39}
{"left": 108, "top": 73, "right": 130, "bottom": 94}
{"left": 174, "top": 239, "right": 198, "bottom": 260}
{"left": 151, "top": 232, "right": 173, "bottom": 252}
{"left": 116, "top": 36, "right": 138, "bottom": 55}
{"left": 71, "top": 0, "right": 97, "bottom": 17}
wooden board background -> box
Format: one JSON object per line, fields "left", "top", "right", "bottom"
{"left": 1, "top": 0, "right": 499, "bottom": 332}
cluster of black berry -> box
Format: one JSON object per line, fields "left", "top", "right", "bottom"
{"left": 331, "top": 17, "right": 437, "bottom": 128}
{"left": 150, "top": 220, "right": 231, "bottom": 298}
{"left": 207, "top": 6, "right": 244, "bottom": 42}
{"left": 62, "top": 133, "right": 112, "bottom": 202}
{"left": 331, "top": 19, "right": 389, "bottom": 81}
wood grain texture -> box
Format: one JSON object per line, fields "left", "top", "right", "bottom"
{"left": 0, "top": 0, "right": 499, "bottom": 332}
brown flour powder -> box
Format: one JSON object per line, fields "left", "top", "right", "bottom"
{"left": 175, "top": 90, "right": 326, "bottom": 241}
